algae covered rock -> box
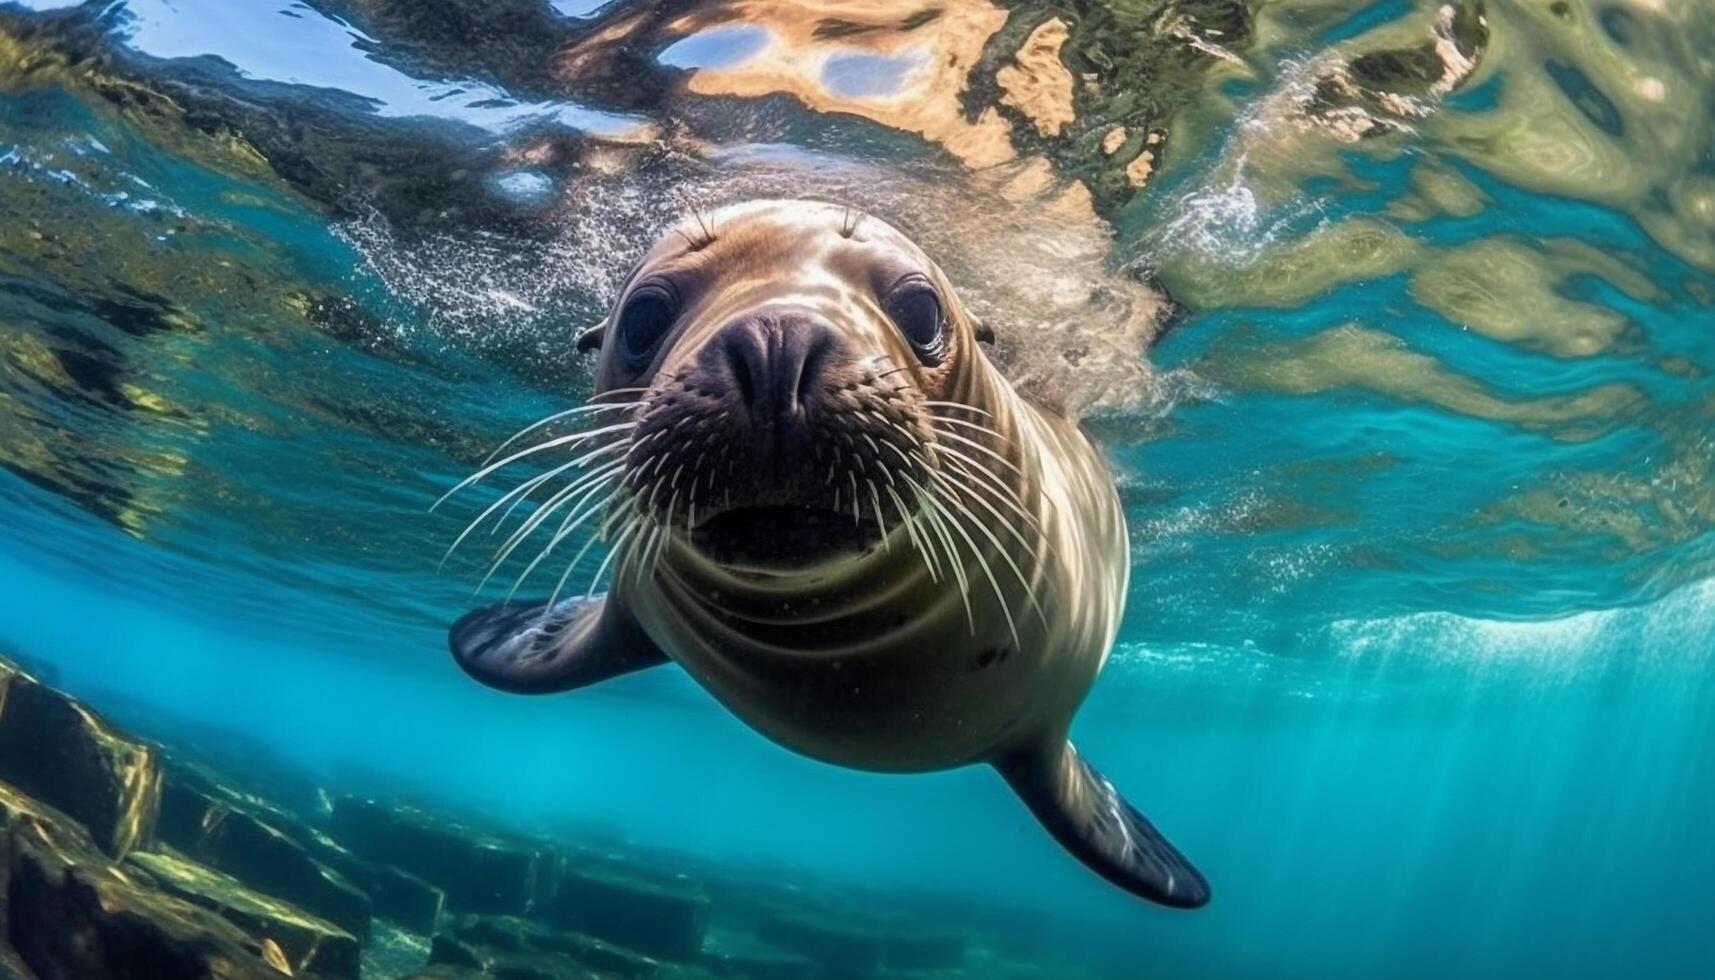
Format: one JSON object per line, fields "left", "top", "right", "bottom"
{"left": 347, "top": 860, "right": 445, "bottom": 935}
{"left": 163, "top": 762, "right": 443, "bottom": 934}
{"left": 425, "top": 922, "right": 628, "bottom": 980}
{"left": 126, "top": 848, "right": 361, "bottom": 979}
{"left": 0, "top": 783, "right": 289, "bottom": 980}
{"left": 176, "top": 799, "right": 373, "bottom": 942}
{"left": 0, "top": 657, "right": 161, "bottom": 857}
{"left": 448, "top": 914, "right": 661, "bottom": 977}
{"left": 428, "top": 934, "right": 489, "bottom": 971}
{"left": 331, "top": 796, "right": 546, "bottom": 915}
{"left": 552, "top": 863, "right": 710, "bottom": 960}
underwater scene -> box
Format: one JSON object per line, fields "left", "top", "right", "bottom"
{"left": 1, "top": 0, "right": 1713, "bottom": 977}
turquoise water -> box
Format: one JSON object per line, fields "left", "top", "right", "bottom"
{"left": 1, "top": 0, "right": 1713, "bottom": 976}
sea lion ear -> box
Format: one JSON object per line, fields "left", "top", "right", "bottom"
{"left": 449, "top": 595, "right": 667, "bottom": 695}
{"left": 972, "top": 319, "right": 997, "bottom": 345}
{"left": 996, "top": 738, "right": 1210, "bottom": 909}
{"left": 575, "top": 318, "right": 608, "bottom": 353}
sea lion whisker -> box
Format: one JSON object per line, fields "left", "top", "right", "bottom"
{"left": 616, "top": 516, "right": 657, "bottom": 590}
{"left": 622, "top": 431, "right": 669, "bottom": 469}
{"left": 578, "top": 509, "right": 643, "bottom": 601}
{"left": 926, "top": 440, "right": 1025, "bottom": 501}
{"left": 945, "top": 474, "right": 1042, "bottom": 547}
{"left": 645, "top": 472, "right": 669, "bottom": 510}
{"left": 924, "top": 502, "right": 976, "bottom": 633}
{"left": 494, "top": 451, "right": 631, "bottom": 532}
{"left": 848, "top": 471, "right": 862, "bottom": 527}
{"left": 485, "top": 476, "right": 620, "bottom": 596}
{"left": 651, "top": 491, "right": 681, "bottom": 577}
{"left": 932, "top": 486, "right": 1023, "bottom": 646}
{"left": 878, "top": 439, "right": 918, "bottom": 472}
{"left": 492, "top": 418, "right": 637, "bottom": 468}
{"left": 885, "top": 484, "right": 939, "bottom": 582}
{"left": 931, "top": 429, "right": 1025, "bottom": 477}
{"left": 940, "top": 459, "right": 1060, "bottom": 574}
{"left": 501, "top": 476, "right": 626, "bottom": 593}
{"left": 676, "top": 191, "right": 716, "bottom": 246}
{"left": 491, "top": 466, "right": 576, "bottom": 536}
{"left": 546, "top": 496, "right": 635, "bottom": 610}
{"left": 441, "top": 457, "right": 583, "bottom": 569}
{"left": 924, "top": 401, "right": 993, "bottom": 419}
{"left": 878, "top": 417, "right": 928, "bottom": 449}
{"left": 934, "top": 475, "right": 1044, "bottom": 626}
{"left": 487, "top": 470, "right": 618, "bottom": 580}
{"left": 483, "top": 446, "right": 629, "bottom": 555}
{"left": 930, "top": 413, "right": 1012, "bottom": 445}
{"left": 934, "top": 467, "right": 1040, "bottom": 556}
{"left": 483, "top": 401, "right": 641, "bottom": 465}
{"left": 598, "top": 489, "right": 641, "bottom": 540}
{"left": 938, "top": 445, "right": 1030, "bottom": 502}
{"left": 867, "top": 481, "right": 892, "bottom": 554}
{"left": 455, "top": 460, "right": 618, "bottom": 587}
{"left": 904, "top": 474, "right": 973, "bottom": 628}
{"left": 436, "top": 425, "right": 632, "bottom": 510}
{"left": 590, "top": 386, "right": 651, "bottom": 401}
{"left": 912, "top": 500, "right": 952, "bottom": 588}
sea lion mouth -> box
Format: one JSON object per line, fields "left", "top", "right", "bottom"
{"left": 691, "top": 505, "right": 882, "bottom": 571}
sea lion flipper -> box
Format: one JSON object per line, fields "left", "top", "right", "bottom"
{"left": 448, "top": 595, "right": 667, "bottom": 695}
{"left": 996, "top": 739, "right": 1210, "bottom": 909}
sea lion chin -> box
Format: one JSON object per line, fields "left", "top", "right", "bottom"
{"left": 444, "top": 199, "right": 1210, "bottom": 909}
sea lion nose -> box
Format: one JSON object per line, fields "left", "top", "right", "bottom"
{"left": 713, "top": 312, "right": 838, "bottom": 426}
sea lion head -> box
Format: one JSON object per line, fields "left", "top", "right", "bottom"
{"left": 580, "top": 199, "right": 995, "bottom": 574}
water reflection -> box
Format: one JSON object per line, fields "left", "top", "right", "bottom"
{"left": 0, "top": 0, "right": 1709, "bottom": 643}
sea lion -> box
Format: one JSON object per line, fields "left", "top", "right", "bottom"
{"left": 445, "top": 199, "right": 1209, "bottom": 908}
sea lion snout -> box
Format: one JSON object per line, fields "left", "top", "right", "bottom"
{"left": 702, "top": 310, "right": 842, "bottom": 435}
{"left": 623, "top": 307, "right": 931, "bottom": 569}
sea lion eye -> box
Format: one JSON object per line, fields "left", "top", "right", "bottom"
{"left": 883, "top": 277, "right": 945, "bottom": 365}
{"left": 617, "top": 283, "right": 677, "bottom": 366}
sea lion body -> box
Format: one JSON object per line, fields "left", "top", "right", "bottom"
{"left": 627, "top": 382, "right": 1125, "bottom": 772}
{"left": 447, "top": 200, "right": 1207, "bottom": 907}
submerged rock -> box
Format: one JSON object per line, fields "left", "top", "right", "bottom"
{"left": 698, "top": 932, "right": 817, "bottom": 980}
{"left": 171, "top": 795, "right": 373, "bottom": 943}
{"left": 126, "top": 848, "right": 360, "bottom": 979}
{"left": 0, "top": 783, "right": 289, "bottom": 980}
{"left": 0, "top": 657, "right": 161, "bottom": 858}
{"left": 331, "top": 796, "right": 546, "bottom": 916}
{"left": 552, "top": 863, "right": 710, "bottom": 961}
{"left": 164, "top": 762, "right": 444, "bottom": 935}
{"left": 423, "top": 923, "right": 628, "bottom": 980}
{"left": 757, "top": 913, "right": 884, "bottom": 973}
{"left": 448, "top": 914, "right": 660, "bottom": 977}
{"left": 757, "top": 911, "right": 965, "bottom": 973}
{"left": 347, "top": 860, "right": 446, "bottom": 936}
{"left": 427, "top": 934, "right": 488, "bottom": 971}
